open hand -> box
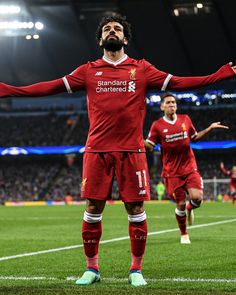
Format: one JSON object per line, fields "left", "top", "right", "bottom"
{"left": 210, "top": 122, "right": 229, "bottom": 130}
{"left": 229, "top": 62, "right": 236, "bottom": 73}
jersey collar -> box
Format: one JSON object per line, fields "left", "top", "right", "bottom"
{"left": 163, "top": 114, "right": 177, "bottom": 125}
{"left": 102, "top": 54, "right": 128, "bottom": 66}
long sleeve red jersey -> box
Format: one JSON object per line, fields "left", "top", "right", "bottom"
{"left": 0, "top": 56, "right": 234, "bottom": 152}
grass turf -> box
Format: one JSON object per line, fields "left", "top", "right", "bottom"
{"left": 0, "top": 202, "right": 236, "bottom": 294}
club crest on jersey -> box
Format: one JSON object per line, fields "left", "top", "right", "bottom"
{"left": 81, "top": 178, "right": 87, "bottom": 192}
{"left": 129, "top": 68, "right": 136, "bottom": 80}
{"left": 181, "top": 123, "right": 187, "bottom": 131}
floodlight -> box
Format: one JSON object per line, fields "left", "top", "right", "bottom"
{"left": 0, "top": 5, "right": 21, "bottom": 14}
{"left": 196, "top": 3, "right": 203, "bottom": 9}
{"left": 35, "top": 22, "right": 44, "bottom": 30}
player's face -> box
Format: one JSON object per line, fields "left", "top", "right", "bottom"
{"left": 99, "top": 21, "right": 128, "bottom": 51}
{"left": 161, "top": 96, "right": 177, "bottom": 116}
{"left": 232, "top": 166, "right": 236, "bottom": 172}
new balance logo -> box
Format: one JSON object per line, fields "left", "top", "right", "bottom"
{"left": 95, "top": 71, "right": 103, "bottom": 76}
{"left": 139, "top": 189, "right": 146, "bottom": 195}
{"left": 163, "top": 129, "right": 168, "bottom": 133}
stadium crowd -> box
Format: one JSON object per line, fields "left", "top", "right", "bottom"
{"left": 0, "top": 106, "right": 235, "bottom": 147}
{"left": 0, "top": 105, "right": 235, "bottom": 203}
{"left": 0, "top": 153, "right": 233, "bottom": 203}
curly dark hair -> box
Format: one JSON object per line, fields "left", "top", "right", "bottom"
{"left": 96, "top": 14, "right": 132, "bottom": 44}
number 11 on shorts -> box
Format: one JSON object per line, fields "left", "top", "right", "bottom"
{"left": 136, "top": 170, "right": 147, "bottom": 188}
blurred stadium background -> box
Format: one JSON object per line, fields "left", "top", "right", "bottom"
{"left": 1, "top": 1, "right": 236, "bottom": 295}
{"left": 0, "top": 0, "right": 236, "bottom": 205}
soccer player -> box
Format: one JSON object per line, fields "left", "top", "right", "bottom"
{"left": 0, "top": 14, "right": 235, "bottom": 286}
{"left": 220, "top": 162, "right": 236, "bottom": 205}
{"left": 145, "top": 93, "right": 229, "bottom": 244}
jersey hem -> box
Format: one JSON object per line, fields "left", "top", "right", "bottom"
{"left": 162, "top": 169, "right": 199, "bottom": 178}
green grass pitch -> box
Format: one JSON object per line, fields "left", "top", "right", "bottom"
{"left": 0, "top": 202, "right": 236, "bottom": 295}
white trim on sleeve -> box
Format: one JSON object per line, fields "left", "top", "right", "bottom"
{"left": 62, "top": 77, "right": 73, "bottom": 94}
{"left": 161, "top": 74, "right": 173, "bottom": 91}
{"left": 191, "top": 132, "right": 198, "bottom": 139}
{"left": 146, "top": 139, "right": 156, "bottom": 146}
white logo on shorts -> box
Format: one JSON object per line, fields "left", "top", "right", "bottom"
{"left": 139, "top": 190, "right": 146, "bottom": 195}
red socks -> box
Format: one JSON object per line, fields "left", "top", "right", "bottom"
{"left": 82, "top": 219, "right": 102, "bottom": 271}
{"left": 129, "top": 215, "right": 147, "bottom": 271}
{"left": 82, "top": 211, "right": 148, "bottom": 273}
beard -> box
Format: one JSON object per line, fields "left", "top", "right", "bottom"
{"left": 101, "top": 38, "right": 125, "bottom": 52}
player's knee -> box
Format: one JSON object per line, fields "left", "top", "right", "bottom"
{"left": 173, "top": 188, "right": 186, "bottom": 204}
{"left": 193, "top": 200, "right": 202, "bottom": 208}
{"left": 86, "top": 199, "right": 105, "bottom": 214}
{"left": 176, "top": 201, "right": 186, "bottom": 211}
{"left": 125, "top": 202, "right": 144, "bottom": 215}
{"left": 191, "top": 190, "right": 203, "bottom": 207}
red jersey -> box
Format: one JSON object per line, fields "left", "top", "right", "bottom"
{"left": 146, "top": 114, "right": 198, "bottom": 177}
{"left": 63, "top": 56, "right": 169, "bottom": 152}
{"left": 0, "top": 56, "right": 234, "bottom": 152}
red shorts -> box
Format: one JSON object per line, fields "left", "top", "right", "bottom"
{"left": 164, "top": 171, "right": 203, "bottom": 203}
{"left": 81, "top": 152, "right": 150, "bottom": 202}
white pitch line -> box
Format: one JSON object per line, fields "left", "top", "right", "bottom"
{"left": 0, "top": 244, "right": 83, "bottom": 262}
{"left": 0, "top": 276, "right": 57, "bottom": 281}
{"left": 148, "top": 218, "right": 236, "bottom": 236}
{"left": 0, "top": 276, "right": 235, "bottom": 284}
{"left": 66, "top": 276, "right": 236, "bottom": 283}
{"left": 1, "top": 218, "right": 236, "bottom": 262}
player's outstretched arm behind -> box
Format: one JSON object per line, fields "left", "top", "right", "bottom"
{"left": 220, "top": 162, "right": 225, "bottom": 170}
{"left": 220, "top": 161, "right": 230, "bottom": 175}
{"left": 0, "top": 78, "right": 66, "bottom": 98}
{"left": 191, "top": 122, "right": 229, "bottom": 142}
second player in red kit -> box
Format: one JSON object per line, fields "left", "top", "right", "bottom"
{"left": 146, "top": 93, "right": 229, "bottom": 244}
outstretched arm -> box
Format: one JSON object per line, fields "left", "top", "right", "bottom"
{"left": 0, "top": 78, "right": 67, "bottom": 98}
{"left": 220, "top": 162, "right": 231, "bottom": 175}
{"left": 192, "top": 122, "right": 229, "bottom": 142}
{"left": 166, "top": 63, "right": 236, "bottom": 91}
